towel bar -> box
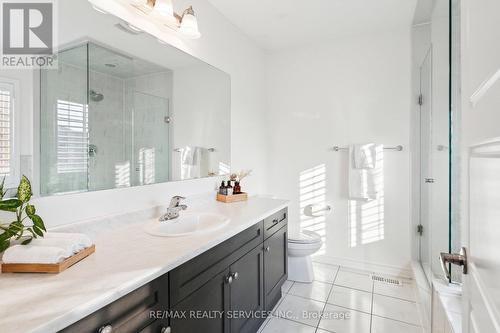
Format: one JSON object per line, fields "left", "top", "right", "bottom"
{"left": 331, "top": 145, "right": 403, "bottom": 152}
{"left": 173, "top": 147, "right": 216, "bottom": 153}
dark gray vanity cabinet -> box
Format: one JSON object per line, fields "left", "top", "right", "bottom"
{"left": 169, "top": 222, "right": 266, "bottom": 333}
{"left": 264, "top": 225, "right": 288, "bottom": 310}
{"left": 229, "top": 244, "right": 265, "bottom": 333}
{"left": 60, "top": 274, "right": 169, "bottom": 333}
{"left": 60, "top": 208, "right": 287, "bottom": 333}
{"left": 169, "top": 268, "right": 231, "bottom": 333}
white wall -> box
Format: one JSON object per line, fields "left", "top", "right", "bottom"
{"left": 0, "top": 0, "right": 268, "bottom": 228}
{"left": 265, "top": 30, "right": 412, "bottom": 269}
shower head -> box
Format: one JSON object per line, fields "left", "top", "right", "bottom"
{"left": 89, "top": 90, "right": 104, "bottom": 102}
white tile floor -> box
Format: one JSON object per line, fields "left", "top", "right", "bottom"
{"left": 258, "top": 262, "right": 424, "bottom": 333}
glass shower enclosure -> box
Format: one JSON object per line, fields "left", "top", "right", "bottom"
{"left": 40, "top": 42, "right": 172, "bottom": 195}
{"left": 416, "top": 0, "right": 461, "bottom": 284}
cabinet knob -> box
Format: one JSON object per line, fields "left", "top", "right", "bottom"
{"left": 265, "top": 246, "right": 270, "bottom": 252}
{"left": 225, "top": 275, "right": 233, "bottom": 284}
{"left": 99, "top": 325, "right": 113, "bottom": 333}
{"left": 161, "top": 327, "right": 171, "bottom": 333}
{"left": 231, "top": 272, "right": 239, "bottom": 280}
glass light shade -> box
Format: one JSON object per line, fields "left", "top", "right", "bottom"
{"left": 153, "top": 0, "right": 174, "bottom": 17}
{"left": 180, "top": 13, "right": 201, "bottom": 39}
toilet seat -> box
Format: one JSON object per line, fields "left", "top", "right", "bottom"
{"left": 288, "top": 230, "right": 322, "bottom": 244}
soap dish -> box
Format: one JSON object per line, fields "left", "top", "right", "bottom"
{"left": 1, "top": 244, "right": 95, "bottom": 274}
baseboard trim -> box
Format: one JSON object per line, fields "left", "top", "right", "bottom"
{"left": 312, "top": 254, "right": 413, "bottom": 279}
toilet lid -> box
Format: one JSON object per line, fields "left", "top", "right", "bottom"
{"left": 288, "top": 230, "right": 322, "bottom": 244}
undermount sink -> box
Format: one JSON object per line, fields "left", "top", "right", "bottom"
{"left": 145, "top": 212, "right": 230, "bottom": 237}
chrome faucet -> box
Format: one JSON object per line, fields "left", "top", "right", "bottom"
{"left": 159, "top": 196, "right": 188, "bottom": 221}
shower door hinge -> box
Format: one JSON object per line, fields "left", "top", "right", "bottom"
{"left": 417, "top": 224, "right": 424, "bottom": 236}
{"left": 418, "top": 94, "right": 423, "bottom": 106}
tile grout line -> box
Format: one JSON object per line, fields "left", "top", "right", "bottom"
{"left": 371, "top": 313, "right": 423, "bottom": 327}
{"left": 259, "top": 286, "right": 290, "bottom": 333}
{"left": 369, "top": 279, "right": 375, "bottom": 333}
{"left": 314, "top": 265, "right": 341, "bottom": 333}
{"left": 372, "top": 291, "right": 417, "bottom": 303}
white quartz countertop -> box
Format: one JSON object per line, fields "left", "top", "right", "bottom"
{"left": 0, "top": 196, "right": 289, "bottom": 333}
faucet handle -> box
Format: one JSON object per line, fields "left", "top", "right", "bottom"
{"left": 169, "top": 196, "right": 186, "bottom": 207}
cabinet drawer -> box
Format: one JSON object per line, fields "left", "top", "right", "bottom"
{"left": 170, "top": 222, "right": 263, "bottom": 306}
{"left": 263, "top": 208, "right": 287, "bottom": 239}
{"left": 60, "top": 274, "right": 169, "bottom": 333}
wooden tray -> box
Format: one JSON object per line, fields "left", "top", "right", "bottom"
{"left": 1, "top": 244, "right": 95, "bottom": 274}
{"left": 216, "top": 192, "right": 248, "bottom": 203}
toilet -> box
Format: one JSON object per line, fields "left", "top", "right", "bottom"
{"left": 287, "top": 230, "right": 323, "bottom": 283}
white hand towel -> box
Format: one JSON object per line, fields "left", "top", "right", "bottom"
{"left": 353, "top": 143, "right": 377, "bottom": 169}
{"left": 43, "top": 232, "right": 92, "bottom": 250}
{"left": 2, "top": 245, "right": 68, "bottom": 264}
{"left": 349, "top": 144, "right": 383, "bottom": 201}
{"left": 30, "top": 238, "right": 83, "bottom": 257}
{"left": 181, "top": 146, "right": 197, "bottom": 166}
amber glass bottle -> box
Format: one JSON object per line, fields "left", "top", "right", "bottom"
{"left": 234, "top": 181, "right": 241, "bottom": 194}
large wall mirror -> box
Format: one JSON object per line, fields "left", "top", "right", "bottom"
{"left": 39, "top": 0, "right": 230, "bottom": 196}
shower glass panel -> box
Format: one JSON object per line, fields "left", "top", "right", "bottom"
{"left": 419, "top": 48, "right": 432, "bottom": 282}
{"left": 40, "top": 44, "right": 89, "bottom": 195}
{"left": 40, "top": 42, "right": 172, "bottom": 195}
{"left": 130, "top": 91, "right": 170, "bottom": 187}
{"left": 416, "top": 0, "right": 461, "bottom": 283}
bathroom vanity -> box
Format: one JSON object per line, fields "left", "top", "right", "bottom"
{"left": 0, "top": 198, "right": 288, "bottom": 333}
{"left": 63, "top": 208, "right": 287, "bottom": 333}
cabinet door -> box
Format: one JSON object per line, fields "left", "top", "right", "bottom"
{"left": 264, "top": 226, "right": 288, "bottom": 310}
{"left": 170, "top": 269, "right": 230, "bottom": 333}
{"left": 229, "top": 245, "right": 265, "bottom": 333}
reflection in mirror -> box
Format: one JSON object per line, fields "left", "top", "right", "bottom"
{"left": 39, "top": 1, "right": 230, "bottom": 197}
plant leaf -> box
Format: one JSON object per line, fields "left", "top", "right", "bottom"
{"left": 0, "top": 199, "right": 23, "bottom": 212}
{"left": 32, "top": 225, "right": 43, "bottom": 237}
{"left": 29, "top": 214, "right": 46, "bottom": 232}
{"left": 0, "top": 239, "right": 10, "bottom": 252}
{"left": 0, "top": 176, "right": 5, "bottom": 200}
{"left": 0, "top": 230, "right": 12, "bottom": 242}
{"left": 9, "top": 221, "right": 23, "bottom": 234}
{"left": 26, "top": 204, "right": 36, "bottom": 215}
{"left": 21, "top": 237, "right": 32, "bottom": 245}
{"left": 17, "top": 175, "right": 32, "bottom": 203}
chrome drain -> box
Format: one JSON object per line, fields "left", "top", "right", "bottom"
{"left": 370, "top": 274, "right": 402, "bottom": 286}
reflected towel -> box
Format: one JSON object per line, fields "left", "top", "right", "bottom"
{"left": 353, "top": 143, "right": 377, "bottom": 169}
{"left": 349, "top": 144, "right": 383, "bottom": 201}
{"left": 181, "top": 146, "right": 199, "bottom": 166}
{"left": 2, "top": 245, "right": 68, "bottom": 264}
{"left": 180, "top": 147, "right": 209, "bottom": 179}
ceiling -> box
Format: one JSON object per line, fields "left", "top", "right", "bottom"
{"left": 207, "top": 0, "right": 417, "bottom": 51}
{"left": 59, "top": 41, "right": 170, "bottom": 79}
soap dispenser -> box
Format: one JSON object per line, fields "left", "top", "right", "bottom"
{"left": 226, "top": 180, "right": 233, "bottom": 195}
{"left": 219, "top": 181, "right": 227, "bottom": 195}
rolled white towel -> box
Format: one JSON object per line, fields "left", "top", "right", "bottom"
{"left": 30, "top": 238, "right": 83, "bottom": 257}
{"left": 2, "top": 245, "right": 68, "bottom": 264}
{"left": 43, "top": 232, "right": 92, "bottom": 250}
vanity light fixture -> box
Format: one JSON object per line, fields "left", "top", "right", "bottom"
{"left": 151, "top": 0, "right": 174, "bottom": 18}
{"left": 130, "top": 0, "right": 201, "bottom": 39}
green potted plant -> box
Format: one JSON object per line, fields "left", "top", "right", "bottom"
{"left": 0, "top": 176, "right": 46, "bottom": 252}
